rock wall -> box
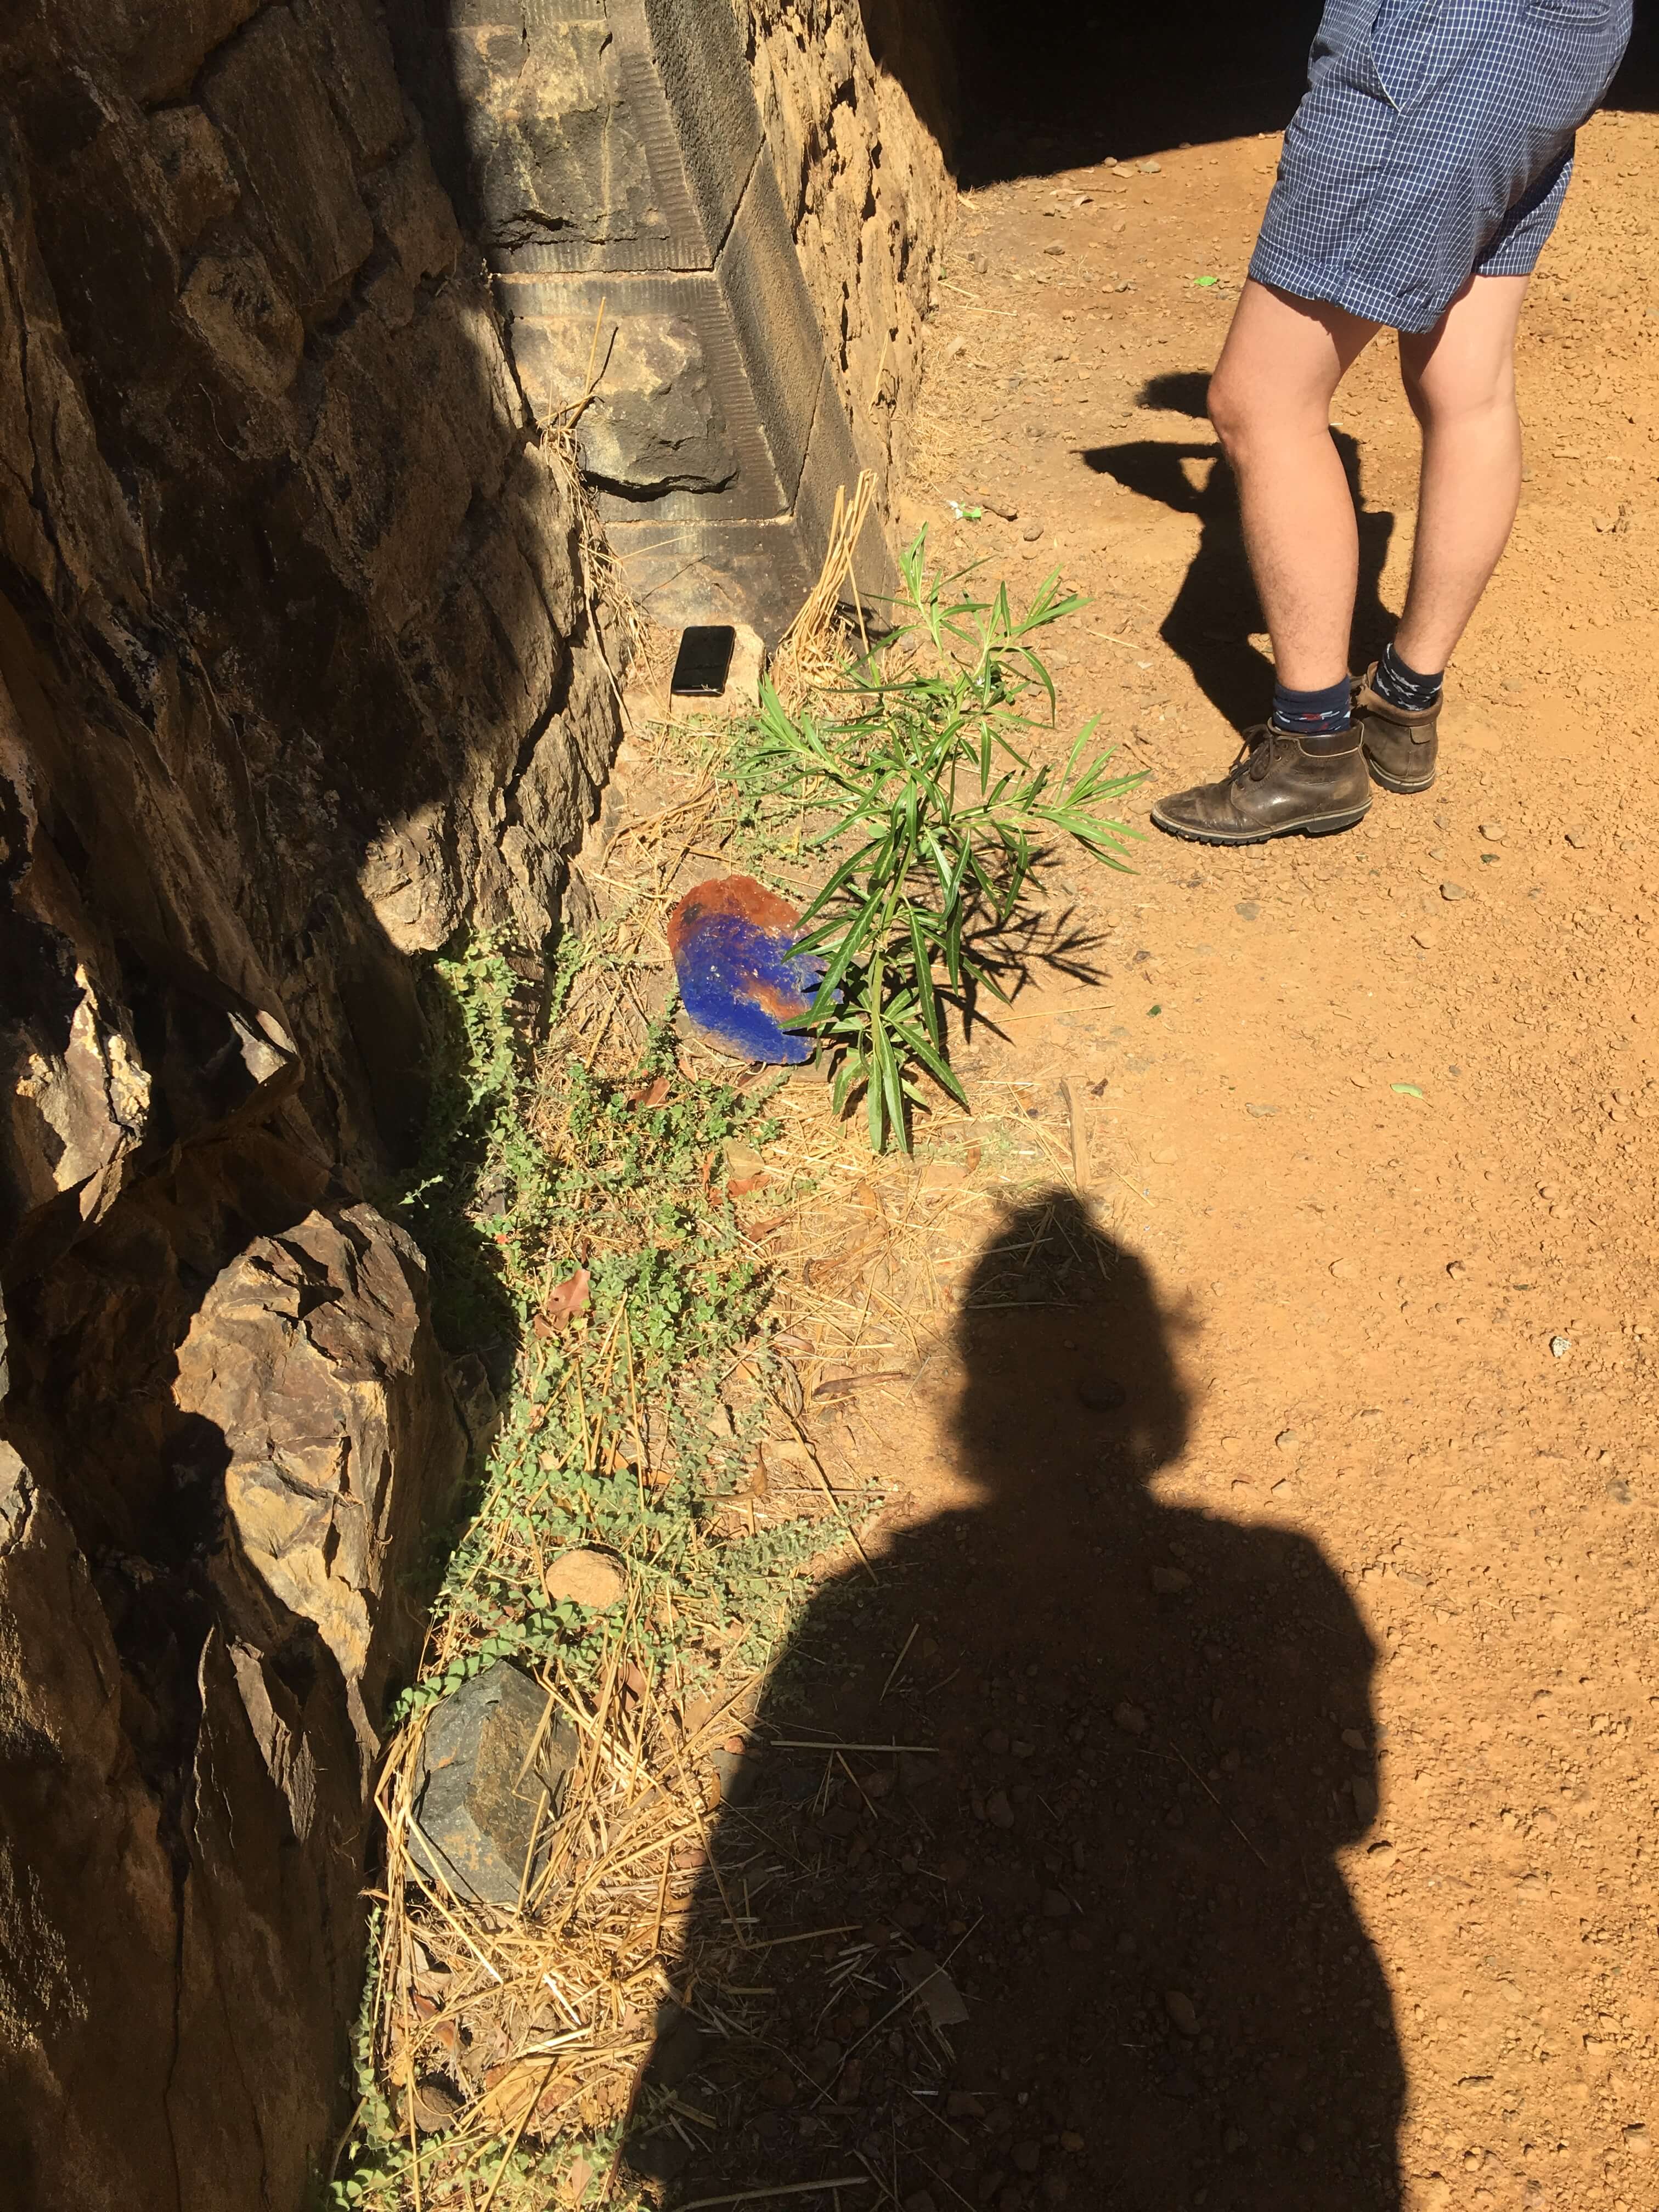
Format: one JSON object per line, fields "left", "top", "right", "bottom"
{"left": 0, "top": 0, "right": 617, "bottom": 2202}
{"left": 736, "top": 0, "right": 956, "bottom": 515}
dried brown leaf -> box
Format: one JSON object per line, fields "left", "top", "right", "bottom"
{"left": 538, "top": 1267, "right": 590, "bottom": 1335}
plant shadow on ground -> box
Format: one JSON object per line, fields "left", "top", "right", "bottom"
{"left": 1081, "top": 370, "right": 1399, "bottom": 736}
{"left": 625, "top": 1192, "right": 1404, "bottom": 2211}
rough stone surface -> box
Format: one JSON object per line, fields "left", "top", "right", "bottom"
{"left": 411, "top": 1662, "right": 580, "bottom": 1907}
{"left": 737, "top": 0, "right": 955, "bottom": 510}
{"left": 174, "top": 1206, "right": 466, "bottom": 1766}
{"left": 0, "top": 1436, "right": 362, "bottom": 2212}
{"left": 0, "top": 0, "right": 619, "bottom": 2198}
{"left": 411, "top": 14, "right": 668, "bottom": 256}
{"left": 512, "top": 312, "right": 738, "bottom": 495}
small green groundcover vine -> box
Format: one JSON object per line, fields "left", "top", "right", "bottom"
{"left": 332, "top": 937, "right": 827, "bottom": 2208}
{"left": 383, "top": 932, "right": 832, "bottom": 1708}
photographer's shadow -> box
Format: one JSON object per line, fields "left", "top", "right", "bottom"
{"left": 628, "top": 1193, "right": 1403, "bottom": 2210}
{"left": 1084, "top": 370, "right": 1398, "bottom": 728}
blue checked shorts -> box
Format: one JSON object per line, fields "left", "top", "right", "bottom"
{"left": 1250, "top": 0, "right": 1634, "bottom": 330}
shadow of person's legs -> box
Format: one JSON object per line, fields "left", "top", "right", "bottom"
{"left": 626, "top": 1194, "right": 1404, "bottom": 2210}
{"left": 1338, "top": 427, "right": 1402, "bottom": 675}
{"left": 1084, "top": 372, "right": 1398, "bottom": 730}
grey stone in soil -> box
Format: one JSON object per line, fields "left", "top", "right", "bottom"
{"left": 896, "top": 1948, "right": 971, "bottom": 2029}
{"left": 410, "top": 1661, "right": 579, "bottom": 1908}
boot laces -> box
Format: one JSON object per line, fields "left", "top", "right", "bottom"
{"left": 1229, "top": 724, "right": 1278, "bottom": 784}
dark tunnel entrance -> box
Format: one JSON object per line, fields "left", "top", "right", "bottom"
{"left": 862, "top": 0, "right": 1659, "bottom": 184}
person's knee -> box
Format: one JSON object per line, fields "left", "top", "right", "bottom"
{"left": 1400, "top": 338, "right": 1518, "bottom": 430}
{"left": 1402, "top": 366, "right": 1517, "bottom": 436}
{"left": 1206, "top": 364, "right": 1252, "bottom": 459}
{"left": 1207, "top": 366, "right": 1323, "bottom": 465}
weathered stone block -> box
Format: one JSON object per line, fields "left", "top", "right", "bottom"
{"left": 512, "top": 311, "right": 737, "bottom": 494}
{"left": 78, "top": 0, "right": 264, "bottom": 104}
{"left": 180, "top": 245, "right": 305, "bottom": 398}
{"left": 410, "top": 1662, "right": 580, "bottom": 1907}
{"left": 639, "top": 0, "right": 764, "bottom": 253}
{"left": 715, "top": 152, "right": 826, "bottom": 505}
{"left": 367, "top": 139, "right": 465, "bottom": 289}
{"left": 1, "top": 699, "right": 151, "bottom": 1255}
{"left": 429, "top": 15, "right": 669, "bottom": 254}
{"left": 293, "top": 0, "right": 409, "bottom": 171}
{"left": 147, "top": 106, "right": 240, "bottom": 249}
{"left": 306, "top": 286, "right": 513, "bottom": 629}
{"left": 0, "top": 1440, "right": 361, "bottom": 2209}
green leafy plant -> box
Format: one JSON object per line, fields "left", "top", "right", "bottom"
{"left": 733, "top": 533, "right": 1144, "bottom": 1150}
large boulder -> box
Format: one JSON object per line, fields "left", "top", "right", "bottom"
{"left": 0, "top": 1201, "right": 464, "bottom": 2208}
{"left": 175, "top": 1204, "right": 467, "bottom": 1767}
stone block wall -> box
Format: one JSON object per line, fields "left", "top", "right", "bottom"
{"left": 0, "top": 0, "right": 617, "bottom": 2202}
{"left": 391, "top": 0, "right": 954, "bottom": 639}
{"left": 738, "top": 0, "right": 956, "bottom": 519}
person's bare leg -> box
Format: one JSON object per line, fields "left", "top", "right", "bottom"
{"left": 1206, "top": 280, "right": 1381, "bottom": 690}
{"left": 1393, "top": 273, "right": 1531, "bottom": 672}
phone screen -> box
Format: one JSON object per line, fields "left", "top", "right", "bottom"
{"left": 670, "top": 625, "right": 737, "bottom": 697}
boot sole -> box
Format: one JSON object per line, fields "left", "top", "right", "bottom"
{"left": 1149, "top": 802, "right": 1370, "bottom": 848}
{"left": 1365, "top": 755, "right": 1436, "bottom": 795}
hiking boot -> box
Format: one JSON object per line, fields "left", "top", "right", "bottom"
{"left": 1150, "top": 725, "right": 1371, "bottom": 846}
{"left": 1353, "top": 663, "right": 1439, "bottom": 793}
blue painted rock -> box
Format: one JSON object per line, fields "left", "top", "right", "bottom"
{"left": 668, "top": 876, "right": 821, "bottom": 1064}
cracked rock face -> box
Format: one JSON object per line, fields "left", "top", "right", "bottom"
{"left": 437, "top": 16, "right": 668, "bottom": 252}
{"left": 0, "top": 1430, "right": 353, "bottom": 2212}
{"left": 514, "top": 312, "right": 740, "bottom": 496}
{"left": 0, "top": 0, "right": 614, "bottom": 2197}
{"left": 738, "top": 0, "right": 955, "bottom": 509}
{"left": 0, "top": 1189, "right": 464, "bottom": 2208}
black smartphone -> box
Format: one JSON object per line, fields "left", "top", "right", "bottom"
{"left": 670, "top": 624, "right": 736, "bottom": 697}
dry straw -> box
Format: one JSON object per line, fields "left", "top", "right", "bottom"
{"left": 368, "top": 1623, "right": 788, "bottom": 2208}
{"left": 769, "top": 471, "right": 879, "bottom": 706}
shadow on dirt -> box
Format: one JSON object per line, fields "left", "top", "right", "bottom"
{"left": 627, "top": 1192, "right": 1404, "bottom": 2211}
{"left": 1080, "top": 370, "right": 1399, "bottom": 730}
{"left": 895, "top": 0, "right": 1327, "bottom": 182}
{"left": 878, "top": 0, "right": 1659, "bottom": 188}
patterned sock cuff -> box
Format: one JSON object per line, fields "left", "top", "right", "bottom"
{"left": 1374, "top": 642, "right": 1444, "bottom": 713}
{"left": 1271, "top": 675, "right": 1353, "bottom": 738}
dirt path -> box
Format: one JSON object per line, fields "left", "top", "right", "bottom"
{"left": 856, "top": 112, "right": 1659, "bottom": 2212}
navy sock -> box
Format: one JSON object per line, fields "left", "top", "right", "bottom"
{"left": 1373, "top": 640, "right": 1444, "bottom": 713}
{"left": 1270, "top": 674, "right": 1352, "bottom": 739}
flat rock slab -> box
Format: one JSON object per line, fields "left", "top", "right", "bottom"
{"left": 410, "top": 1662, "right": 579, "bottom": 1908}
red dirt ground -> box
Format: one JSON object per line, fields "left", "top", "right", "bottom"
{"left": 628, "top": 110, "right": 1659, "bottom": 2212}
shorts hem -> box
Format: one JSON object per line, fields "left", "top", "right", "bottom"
{"left": 1474, "top": 242, "right": 1550, "bottom": 278}
{"left": 1246, "top": 247, "right": 1451, "bottom": 334}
